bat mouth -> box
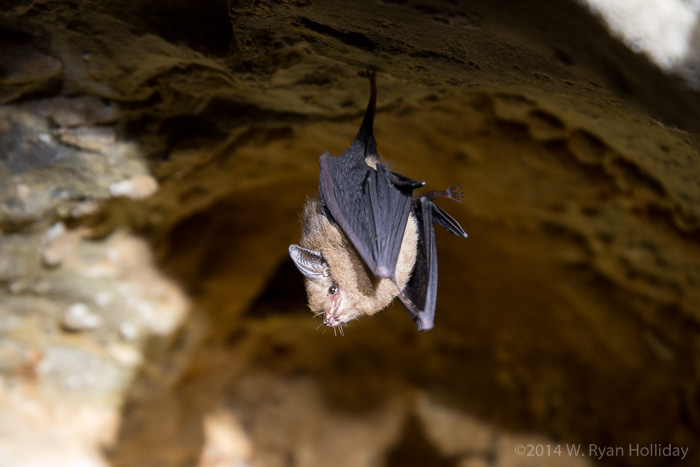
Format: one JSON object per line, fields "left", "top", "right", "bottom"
{"left": 323, "top": 315, "right": 343, "bottom": 327}
{"left": 323, "top": 294, "right": 343, "bottom": 327}
{"left": 323, "top": 307, "right": 344, "bottom": 327}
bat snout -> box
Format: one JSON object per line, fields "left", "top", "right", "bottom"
{"left": 323, "top": 309, "right": 345, "bottom": 327}
{"left": 323, "top": 290, "right": 344, "bottom": 327}
{"left": 323, "top": 315, "right": 341, "bottom": 327}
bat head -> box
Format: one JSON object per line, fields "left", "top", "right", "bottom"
{"left": 288, "top": 244, "right": 356, "bottom": 327}
{"left": 289, "top": 197, "right": 417, "bottom": 329}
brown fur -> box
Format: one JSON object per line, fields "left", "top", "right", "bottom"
{"left": 299, "top": 197, "right": 418, "bottom": 323}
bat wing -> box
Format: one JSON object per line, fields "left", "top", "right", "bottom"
{"left": 399, "top": 196, "right": 467, "bottom": 331}
{"left": 431, "top": 203, "right": 468, "bottom": 238}
{"left": 319, "top": 150, "right": 421, "bottom": 280}
{"left": 399, "top": 196, "right": 438, "bottom": 331}
{"left": 318, "top": 71, "right": 423, "bottom": 281}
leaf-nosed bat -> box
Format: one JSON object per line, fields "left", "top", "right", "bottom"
{"left": 289, "top": 72, "right": 467, "bottom": 332}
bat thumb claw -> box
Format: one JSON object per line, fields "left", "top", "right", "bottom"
{"left": 415, "top": 315, "right": 434, "bottom": 332}
{"left": 376, "top": 265, "right": 392, "bottom": 279}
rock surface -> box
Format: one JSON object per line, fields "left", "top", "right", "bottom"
{"left": 1, "top": 1, "right": 699, "bottom": 466}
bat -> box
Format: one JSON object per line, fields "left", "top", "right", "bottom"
{"left": 289, "top": 72, "right": 467, "bottom": 332}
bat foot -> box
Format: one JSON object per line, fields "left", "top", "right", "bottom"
{"left": 444, "top": 183, "right": 464, "bottom": 203}
{"left": 422, "top": 183, "right": 464, "bottom": 203}
{"left": 358, "top": 69, "right": 377, "bottom": 79}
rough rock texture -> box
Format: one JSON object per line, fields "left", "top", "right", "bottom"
{"left": 1, "top": 1, "right": 699, "bottom": 466}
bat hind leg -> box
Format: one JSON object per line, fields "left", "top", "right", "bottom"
{"left": 417, "top": 183, "right": 468, "bottom": 238}
{"left": 421, "top": 183, "right": 463, "bottom": 202}
{"left": 358, "top": 69, "right": 376, "bottom": 79}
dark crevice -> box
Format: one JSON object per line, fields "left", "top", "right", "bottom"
{"left": 298, "top": 17, "right": 376, "bottom": 51}
{"left": 243, "top": 258, "right": 308, "bottom": 318}
{"left": 386, "top": 412, "right": 460, "bottom": 467}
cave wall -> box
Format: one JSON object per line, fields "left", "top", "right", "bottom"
{"left": 1, "top": 1, "right": 700, "bottom": 466}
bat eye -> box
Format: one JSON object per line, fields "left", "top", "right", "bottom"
{"left": 328, "top": 285, "right": 338, "bottom": 295}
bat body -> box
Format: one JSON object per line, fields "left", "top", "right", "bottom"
{"left": 289, "top": 73, "right": 467, "bottom": 332}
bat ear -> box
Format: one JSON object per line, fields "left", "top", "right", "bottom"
{"left": 289, "top": 244, "right": 329, "bottom": 281}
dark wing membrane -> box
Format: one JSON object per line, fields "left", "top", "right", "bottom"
{"left": 399, "top": 196, "right": 467, "bottom": 332}
{"left": 398, "top": 197, "right": 438, "bottom": 331}
{"left": 431, "top": 203, "right": 468, "bottom": 237}
{"left": 367, "top": 164, "right": 415, "bottom": 278}
{"left": 319, "top": 151, "right": 414, "bottom": 280}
